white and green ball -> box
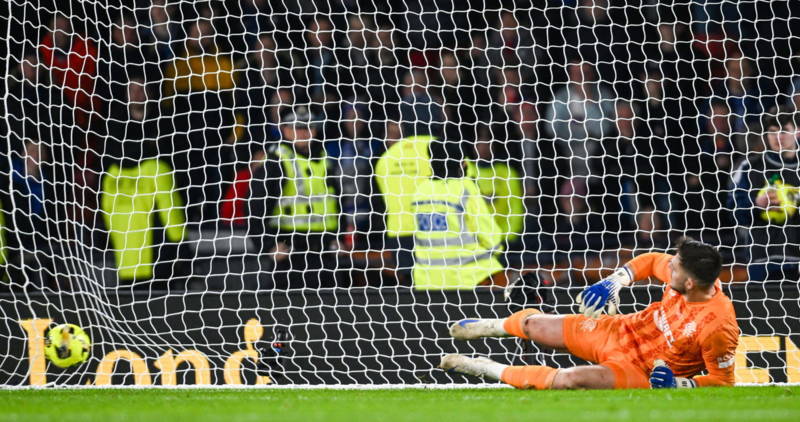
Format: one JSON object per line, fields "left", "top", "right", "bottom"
{"left": 44, "top": 323, "right": 91, "bottom": 368}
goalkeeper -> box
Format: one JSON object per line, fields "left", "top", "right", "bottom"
{"left": 440, "top": 237, "right": 739, "bottom": 389}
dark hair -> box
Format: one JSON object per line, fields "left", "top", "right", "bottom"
{"left": 761, "top": 115, "right": 780, "bottom": 131}
{"left": 675, "top": 237, "right": 722, "bottom": 287}
{"left": 429, "top": 137, "right": 465, "bottom": 179}
{"left": 777, "top": 111, "right": 800, "bottom": 129}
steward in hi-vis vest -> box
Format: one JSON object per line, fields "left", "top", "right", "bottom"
{"left": 412, "top": 137, "right": 505, "bottom": 289}
{"left": 248, "top": 106, "right": 341, "bottom": 288}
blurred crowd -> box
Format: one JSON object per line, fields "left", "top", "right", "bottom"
{"left": 2, "top": 0, "right": 800, "bottom": 290}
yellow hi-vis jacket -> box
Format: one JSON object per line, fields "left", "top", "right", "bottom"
{"left": 101, "top": 159, "right": 186, "bottom": 280}
{"left": 374, "top": 136, "right": 434, "bottom": 237}
{"left": 270, "top": 145, "right": 339, "bottom": 232}
{"left": 411, "top": 177, "right": 504, "bottom": 289}
{"left": 466, "top": 160, "right": 525, "bottom": 244}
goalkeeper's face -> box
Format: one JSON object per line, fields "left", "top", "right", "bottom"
{"left": 668, "top": 254, "right": 690, "bottom": 295}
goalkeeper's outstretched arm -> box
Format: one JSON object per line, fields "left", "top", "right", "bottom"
{"left": 576, "top": 252, "right": 674, "bottom": 317}
{"left": 624, "top": 252, "right": 674, "bottom": 284}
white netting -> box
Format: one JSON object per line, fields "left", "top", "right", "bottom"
{"left": 2, "top": 0, "right": 799, "bottom": 386}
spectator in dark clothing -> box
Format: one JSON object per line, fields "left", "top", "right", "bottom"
{"left": 552, "top": 178, "right": 608, "bottom": 262}
{"left": 303, "top": 16, "right": 338, "bottom": 104}
{"left": 248, "top": 107, "right": 342, "bottom": 289}
{"left": 339, "top": 14, "right": 375, "bottom": 102}
{"left": 399, "top": 70, "right": 444, "bottom": 137}
{"left": 562, "top": 0, "right": 640, "bottom": 85}
{"left": 632, "top": 68, "right": 687, "bottom": 190}
{"left": 97, "top": 13, "right": 161, "bottom": 102}
{"left": 144, "top": 0, "right": 182, "bottom": 62}
{"left": 437, "top": 50, "right": 476, "bottom": 125}
{"left": 4, "top": 58, "right": 74, "bottom": 288}
{"left": 543, "top": 59, "right": 617, "bottom": 181}
{"left": 729, "top": 113, "right": 800, "bottom": 281}
{"left": 367, "top": 24, "right": 407, "bottom": 120}
{"left": 163, "top": 18, "right": 237, "bottom": 223}
{"left": 779, "top": 69, "right": 800, "bottom": 113}
{"left": 486, "top": 10, "right": 537, "bottom": 69}
{"left": 6, "top": 55, "right": 71, "bottom": 149}
{"left": 510, "top": 100, "right": 539, "bottom": 199}
{"left": 675, "top": 99, "right": 734, "bottom": 239}
{"left": 229, "top": 34, "right": 290, "bottom": 160}
{"left": 1, "top": 140, "right": 62, "bottom": 288}
{"left": 103, "top": 78, "right": 170, "bottom": 167}
{"left": 464, "top": 31, "right": 496, "bottom": 122}
{"left": 227, "top": 0, "right": 275, "bottom": 55}
{"left": 627, "top": 72, "right": 684, "bottom": 245}
{"left": 8, "top": 142, "right": 50, "bottom": 231}
{"left": 642, "top": 22, "right": 706, "bottom": 109}
{"left": 713, "top": 54, "right": 762, "bottom": 136}
{"left": 615, "top": 100, "right": 668, "bottom": 249}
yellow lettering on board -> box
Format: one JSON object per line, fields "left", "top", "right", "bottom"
{"left": 95, "top": 350, "right": 152, "bottom": 385}
{"left": 786, "top": 337, "right": 800, "bottom": 383}
{"left": 735, "top": 336, "right": 780, "bottom": 384}
{"left": 19, "top": 319, "right": 53, "bottom": 386}
{"left": 154, "top": 349, "right": 211, "bottom": 385}
{"left": 224, "top": 318, "right": 271, "bottom": 385}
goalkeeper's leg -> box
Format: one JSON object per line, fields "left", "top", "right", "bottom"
{"left": 440, "top": 354, "right": 616, "bottom": 389}
{"left": 449, "top": 309, "right": 566, "bottom": 350}
{"left": 445, "top": 310, "right": 647, "bottom": 389}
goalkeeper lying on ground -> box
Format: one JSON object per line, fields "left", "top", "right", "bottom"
{"left": 440, "top": 237, "right": 739, "bottom": 389}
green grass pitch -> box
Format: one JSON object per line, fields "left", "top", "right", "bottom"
{"left": 2, "top": 386, "right": 799, "bottom": 422}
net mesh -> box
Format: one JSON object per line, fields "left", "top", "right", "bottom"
{"left": 2, "top": 0, "right": 800, "bottom": 386}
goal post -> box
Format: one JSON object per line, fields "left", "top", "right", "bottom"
{"left": 2, "top": 1, "right": 800, "bottom": 386}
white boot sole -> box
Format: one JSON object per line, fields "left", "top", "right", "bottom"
{"left": 449, "top": 319, "right": 509, "bottom": 340}
{"left": 439, "top": 354, "right": 499, "bottom": 378}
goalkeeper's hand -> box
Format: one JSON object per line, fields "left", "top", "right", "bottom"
{"left": 575, "top": 267, "right": 632, "bottom": 318}
{"left": 650, "top": 360, "right": 696, "bottom": 388}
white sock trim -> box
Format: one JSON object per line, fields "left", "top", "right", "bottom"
{"left": 490, "top": 319, "right": 507, "bottom": 335}
{"left": 484, "top": 361, "right": 508, "bottom": 381}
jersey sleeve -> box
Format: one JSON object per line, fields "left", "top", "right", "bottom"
{"left": 625, "top": 252, "right": 673, "bottom": 284}
{"left": 693, "top": 323, "right": 739, "bottom": 387}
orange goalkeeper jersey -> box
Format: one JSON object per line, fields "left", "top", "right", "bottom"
{"left": 618, "top": 253, "right": 739, "bottom": 386}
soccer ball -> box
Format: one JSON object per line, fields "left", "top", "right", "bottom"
{"left": 44, "top": 323, "right": 91, "bottom": 368}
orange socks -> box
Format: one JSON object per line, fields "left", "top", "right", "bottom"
{"left": 500, "top": 309, "right": 556, "bottom": 389}
{"left": 501, "top": 365, "right": 559, "bottom": 390}
{"left": 502, "top": 308, "right": 541, "bottom": 340}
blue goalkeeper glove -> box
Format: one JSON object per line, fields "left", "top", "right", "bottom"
{"left": 650, "top": 360, "right": 696, "bottom": 388}
{"left": 575, "top": 267, "right": 633, "bottom": 318}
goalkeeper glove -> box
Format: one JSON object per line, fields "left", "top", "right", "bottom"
{"left": 650, "top": 360, "right": 696, "bottom": 388}
{"left": 575, "top": 267, "right": 633, "bottom": 318}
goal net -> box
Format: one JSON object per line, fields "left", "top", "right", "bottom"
{"left": 2, "top": 0, "right": 799, "bottom": 386}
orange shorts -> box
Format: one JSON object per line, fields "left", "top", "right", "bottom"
{"left": 562, "top": 314, "right": 650, "bottom": 389}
